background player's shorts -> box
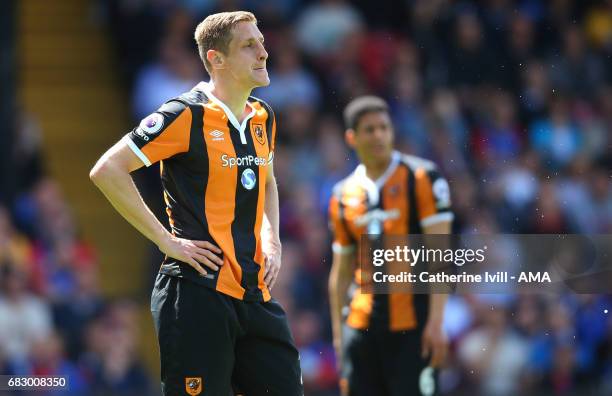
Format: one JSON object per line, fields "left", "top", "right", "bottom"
{"left": 151, "top": 273, "right": 304, "bottom": 396}
{"left": 341, "top": 325, "right": 437, "bottom": 396}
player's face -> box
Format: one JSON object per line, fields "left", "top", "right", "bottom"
{"left": 225, "top": 21, "right": 269, "bottom": 89}
{"left": 349, "top": 111, "right": 394, "bottom": 164}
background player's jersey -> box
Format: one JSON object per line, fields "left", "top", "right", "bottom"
{"left": 125, "top": 82, "right": 276, "bottom": 302}
{"left": 329, "top": 151, "right": 453, "bottom": 331}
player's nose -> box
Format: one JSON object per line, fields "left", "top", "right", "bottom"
{"left": 258, "top": 43, "right": 268, "bottom": 61}
{"left": 374, "top": 127, "right": 387, "bottom": 137}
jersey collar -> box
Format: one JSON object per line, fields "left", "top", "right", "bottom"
{"left": 196, "top": 81, "right": 255, "bottom": 144}
{"left": 352, "top": 151, "right": 400, "bottom": 206}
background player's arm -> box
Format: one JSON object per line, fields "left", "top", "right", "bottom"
{"left": 423, "top": 219, "right": 452, "bottom": 323}
{"left": 328, "top": 193, "right": 355, "bottom": 366}
{"left": 329, "top": 248, "right": 354, "bottom": 366}
{"left": 90, "top": 139, "right": 223, "bottom": 275}
{"left": 262, "top": 162, "right": 282, "bottom": 289}
{"left": 421, "top": 220, "right": 451, "bottom": 367}
{"left": 417, "top": 167, "right": 453, "bottom": 367}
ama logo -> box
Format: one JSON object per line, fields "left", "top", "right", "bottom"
{"left": 241, "top": 169, "right": 257, "bottom": 190}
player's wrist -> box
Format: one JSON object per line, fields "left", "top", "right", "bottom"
{"left": 425, "top": 316, "right": 444, "bottom": 328}
{"left": 156, "top": 231, "right": 176, "bottom": 254}
{"left": 264, "top": 239, "right": 282, "bottom": 254}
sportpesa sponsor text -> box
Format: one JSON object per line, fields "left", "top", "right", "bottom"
{"left": 221, "top": 154, "right": 270, "bottom": 169}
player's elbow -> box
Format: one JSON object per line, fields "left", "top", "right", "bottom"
{"left": 90, "top": 143, "right": 138, "bottom": 189}
{"left": 89, "top": 157, "right": 114, "bottom": 187}
{"left": 89, "top": 161, "right": 104, "bottom": 186}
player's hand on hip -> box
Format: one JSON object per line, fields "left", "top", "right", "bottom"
{"left": 160, "top": 235, "right": 223, "bottom": 276}
{"left": 421, "top": 319, "right": 448, "bottom": 368}
{"left": 263, "top": 247, "right": 282, "bottom": 290}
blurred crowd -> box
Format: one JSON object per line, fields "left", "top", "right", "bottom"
{"left": 0, "top": 116, "right": 152, "bottom": 392}
{"left": 2, "top": 0, "right": 611, "bottom": 395}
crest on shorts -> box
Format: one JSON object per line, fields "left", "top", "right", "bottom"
{"left": 185, "top": 377, "right": 202, "bottom": 395}
{"left": 251, "top": 123, "right": 266, "bottom": 145}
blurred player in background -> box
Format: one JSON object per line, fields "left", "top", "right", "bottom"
{"left": 329, "top": 96, "right": 453, "bottom": 396}
{"left": 90, "top": 11, "right": 303, "bottom": 396}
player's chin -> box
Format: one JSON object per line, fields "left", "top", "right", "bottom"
{"left": 371, "top": 148, "right": 393, "bottom": 162}
{"left": 252, "top": 71, "right": 270, "bottom": 87}
{"left": 253, "top": 78, "right": 270, "bottom": 87}
{"left": 370, "top": 144, "right": 390, "bottom": 155}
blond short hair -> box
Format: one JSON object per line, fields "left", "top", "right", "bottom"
{"left": 194, "top": 11, "right": 257, "bottom": 74}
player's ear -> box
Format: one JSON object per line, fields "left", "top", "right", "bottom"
{"left": 345, "top": 129, "right": 356, "bottom": 148}
{"left": 206, "top": 49, "right": 225, "bottom": 70}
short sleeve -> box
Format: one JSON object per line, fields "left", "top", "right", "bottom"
{"left": 329, "top": 194, "right": 355, "bottom": 254}
{"left": 414, "top": 167, "right": 454, "bottom": 228}
{"left": 123, "top": 100, "right": 192, "bottom": 166}
{"left": 269, "top": 111, "right": 276, "bottom": 154}
{"left": 259, "top": 99, "right": 276, "bottom": 161}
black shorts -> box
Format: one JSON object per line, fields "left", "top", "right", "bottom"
{"left": 341, "top": 325, "right": 437, "bottom": 396}
{"left": 151, "top": 273, "right": 303, "bottom": 396}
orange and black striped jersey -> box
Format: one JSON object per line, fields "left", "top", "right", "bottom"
{"left": 329, "top": 151, "right": 453, "bottom": 331}
{"left": 124, "top": 82, "right": 275, "bottom": 302}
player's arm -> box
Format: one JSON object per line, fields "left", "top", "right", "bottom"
{"left": 421, "top": 220, "right": 451, "bottom": 367}
{"left": 262, "top": 163, "right": 282, "bottom": 289}
{"left": 417, "top": 167, "right": 454, "bottom": 368}
{"left": 261, "top": 105, "right": 282, "bottom": 290}
{"left": 423, "top": 219, "right": 451, "bottom": 325}
{"left": 90, "top": 105, "right": 223, "bottom": 275}
{"left": 329, "top": 247, "right": 355, "bottom": 366}
{"left": 90, "top": 140, "right": 164, "bottom": 243}
{"left": 327, "top": 193, "right": 355, "bottom": 365}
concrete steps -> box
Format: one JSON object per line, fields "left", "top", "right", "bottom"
{"left": 19, "top": 0, "right": 161, "bottom": 376}
{"left": 18, "top": 0, "right": 147, "bottom": 297}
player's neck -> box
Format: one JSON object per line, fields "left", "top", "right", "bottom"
{"left": 363, "top": 156, "right": 392, "bottom": 181}
{"left": 209, "top": 79, "right": 252, "bottom": 122}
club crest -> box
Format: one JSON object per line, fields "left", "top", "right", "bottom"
{"left": 251, "top": 123, "right": 266, "bottom": 145}
{"left": 185, "top": 377, "right": 202, "bottom": 395}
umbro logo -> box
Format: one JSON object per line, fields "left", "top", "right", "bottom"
{"left": 209, "top": 130, "right": 224, "bottom": 141}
